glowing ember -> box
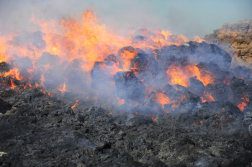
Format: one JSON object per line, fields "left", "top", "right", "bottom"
{"left": 201, "top": 93, "right": 215, "bottom": 103}
{"left": 116, "top": 97, "right": 125, "bottom": 105}
{"left": 71, "top": 100, "right": 79, "bottom": 109}
{"left": 190, "top": 120, "right": 203, "bottom": 126}
{"left": 241, "top": 96, "right": 250, "bottom": 102}
{"left": 148, "top": 113, "right": 157, "bottom": 122}
{"left": 238, "top": 102, "right": 246, "bottom": 111}
{"left": 223, "top": 78, "right": 230, "bottom": 85}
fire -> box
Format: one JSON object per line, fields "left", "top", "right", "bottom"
{"left": 190, "top": 120, "right": 203, "bottom": 126}
{"left": 153, "top": 92, "right": 173, "bottom": 109}
{"left": 71, "top": 100, "right": 79, "bottom": 109}
{"left": 161, "top": 30, "right": 172, "bottom": 40}
{"left": 152, "top": 92, "right": 186, "bottom": 110}
{"left": 120, "top": 50, "right": 138, "bottom": 71}
{"left": 148, "top": 113, "right": 157, "bottom": 122}
{"left": 35, "top": 82, "right": 40, "bottom": 88}
{"left": 40, "top": 74, "right": 45, "bottom": 87}
{"left": 116, "top": 97, "right": 125, "bottom": 105}
{"left": 193, "top": 36, "right": 204, "bottom": 43}
{"left": 47, "top": 92, "right": 53, "bottom": 97}
{"left": 0, "top": 9, "right": 201, "bottom": 92}
{"left": 201, "top": 92, "right": 215, "bottom": 103}
{"left": 9, "top": 78, "right": 16, "bottom": 89}
{"left": 34, "top": 10, "right": 132, "bottom": 73}
{"left": 0, "top": 9, "right": 222, "bottom": 116}
{"left": 0, "top": 38, "right": 7, "bottom": 63}
{"left": 166, "top": 65, "right": 214, "bottom": 87}
{"left": 238, "top": 95, "right": 249, "bottom": 111}
{"left": 57, "top": 82, "right": 67, "bottom": 93}
{"left": 223, "top": 78, "right": 230, "bottom": 85}
{"left": 238, "top": 102, "right": 246, "bottom": 111}
{"left": 241, "top": 96, "right": 249, "bottom": 102}
{"left": 0, "top": 68, "right": 23, "bottom": 80}
{"left": 167, "top": 67, "right": 188, "bottom": 87}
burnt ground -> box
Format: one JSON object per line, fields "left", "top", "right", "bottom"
{"left": 0, "top": 79, "right": 252, "bottom": 167}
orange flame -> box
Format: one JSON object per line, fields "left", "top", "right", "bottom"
{"left": 148, "top": 113, "right": 157, "bottom": 122}
{"left": 153, "top": 92, "right": 173, "bottom": 109}
{"left": 57, "top": 82, "right": 67, "bottom": 93}
{"left": 152, "top": 92, "right": 186, "bottom": 110}
{"left": 193, "top": 36, "right": 204, "bottom": 43}
{"left": 120, "top": 50, "right": 138, "bottom": 71}
{"left": 0, "top": 68, "right": 23, "bottom": 80}
{"left": 0, "top": 9, "right": 221, "bottom": 113}
{"left": 167, "top": 65, "right": 214, "bottom": 87}
{"left": 201, "top": 92, "right": 215, "bottom": 103}
{"left": 9, "top": 78, "right": 16, "bottom": 89}
{"left": 116, "top": 97, "right": 125, "bottom": 105}
{"left": 71, "top": 100, "right": 79, "bottom": 109}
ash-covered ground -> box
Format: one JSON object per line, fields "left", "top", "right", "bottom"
{"left": 1, "top": 41, "right": 252, "bottom": 167}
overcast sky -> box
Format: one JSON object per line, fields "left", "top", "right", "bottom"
{"left": 0, "top": 0, "right": 251, "bottom": 38}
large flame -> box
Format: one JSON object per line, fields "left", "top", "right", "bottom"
{"left": 167, "top": 64, "right": 215, "bottom": 87}
{"left": 0, "top": 9, "right": 223, "bottom": 112}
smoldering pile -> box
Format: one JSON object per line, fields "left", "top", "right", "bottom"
{"left": 1, "top": 37, "right": 252, "bottom": 167}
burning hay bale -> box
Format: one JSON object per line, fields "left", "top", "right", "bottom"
{"left": 114, "top": 71, "right": 145, "bottom": 103}
{"left": 205, "top": 83, "right": 234, "bottom": 103}
{"left": 156, "top": 41, "right": 232, "bottom": 71}
{"left": 188, "top": 77, "right": 205, "bottom": 96}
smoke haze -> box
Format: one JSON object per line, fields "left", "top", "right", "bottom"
{"left": 0, "top": 0, "right": 251, "bottom": 38}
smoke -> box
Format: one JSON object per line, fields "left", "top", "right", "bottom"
{"left": 0, "top": 0, "right": 252, "bottom": 115}
{"left": 1, "top": 0, "right": 251, "bottom": 38}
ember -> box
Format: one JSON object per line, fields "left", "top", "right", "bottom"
{"left": 238, "top": 101, "right": 246, "bottom": 111}
{"left": 71, "top": 100, "right": 79, "bottom": 109}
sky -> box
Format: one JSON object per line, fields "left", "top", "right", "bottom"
{"left": 0, "top": 0, "right": 251, "bottom": 38}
